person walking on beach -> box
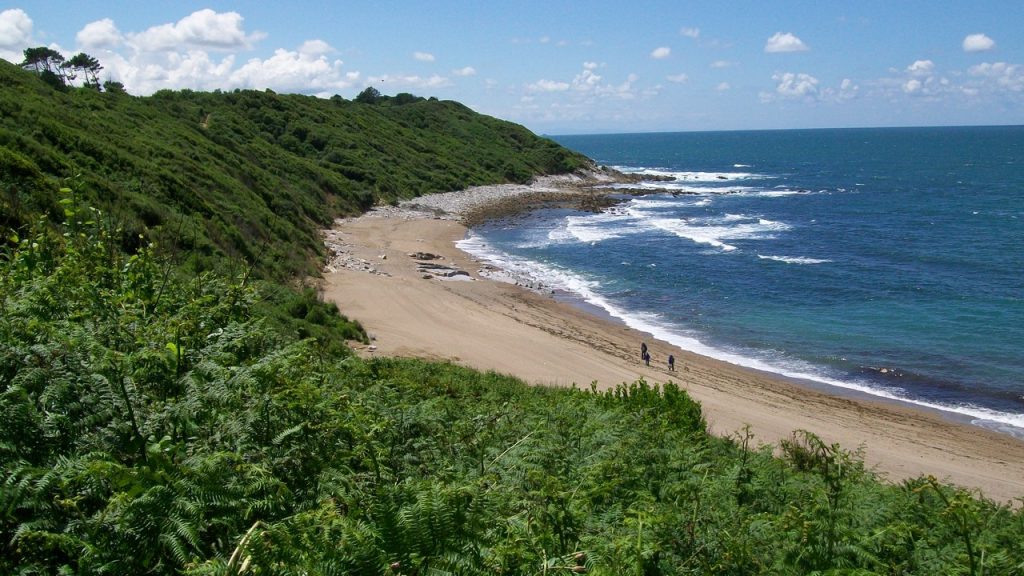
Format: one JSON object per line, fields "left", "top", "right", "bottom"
{"left": 668, "top": 354, "right": 675, "bottom": 371}
{"left": 641, "top": 342, "right": 648, "bottom": 362}
{"left": 644, "top": 350, "right": 650, "bottom": 366}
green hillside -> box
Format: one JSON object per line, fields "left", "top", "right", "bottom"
{"left": 3, "top": 58, "right": 1024, "bottom": 575}
{"left": 0, "top": 59, "right": 588, "bottom": 279}
{"left": 3, "top": 210, "right": 1023, "bottom": 574}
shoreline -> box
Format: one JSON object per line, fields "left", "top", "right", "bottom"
{"left": 321, "top": 173, "right": 1024, "bottom": 504}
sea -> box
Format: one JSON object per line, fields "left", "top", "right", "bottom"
{"left": 456, "top": 126, "right": 1024, "bottom": 438}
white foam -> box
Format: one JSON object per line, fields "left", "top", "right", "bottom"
{"left": 563, "top": 212, "right": 639, "bottom": 243}
{"left": 645, "top": 215, "right": 791, "bottom": 252}
{"left": 456, "top": 232, "right": 1024, "bottom": 434}
{"left": 606, "top": 181, "right": 753, "bottom": 194}
{"left": 758, "top": 254, "right": 832, "bottom": 265}
{"left": 628, "top": 198, "right": 693, "bottom": 209}
{"left": 626, "top": 168, "right": 769, "bottom": 182}
{"left": 755, "top": 189, "right": 805, "bottom": 197}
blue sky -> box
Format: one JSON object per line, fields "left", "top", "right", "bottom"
{"left": 2, "top": 1, "right": 1022, "bottom": 134}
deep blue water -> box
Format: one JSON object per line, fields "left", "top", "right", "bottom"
{"left": 458, "top": 126, "right": 1024, "bottom": 436}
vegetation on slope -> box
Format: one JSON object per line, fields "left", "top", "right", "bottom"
{"left": 3, "top": 55, "right": 1023, "bottom": 575}
{"left": 2, "top": 186, "right": 1023, "bottom": 576}
{"left": 0, "top": 59, "right": 588, "bottom": 280}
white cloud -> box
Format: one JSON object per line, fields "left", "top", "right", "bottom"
{"left": 903, "top": 78, "right": 922, "bottom": 93}
{"left": 715, "top": 82, "right": 731, "bottom": 91}
{"left": 667, "top": 73, "right": 689, "bottom": 83}
{"left": 299, "top": 39, "right": 333, "bottom": 56}
{"left": 595, "top": 72, "right": 642, "bottom": 100}
{"left": 0, "top": 8, "right": 32, "bottom": 46}
{"left": 680, "top": 27, "right": 700, "bottom": 39}
{"left": 104, "top": 38, "right": 353, "bottom": 95}
{"left": 128, "top": 9, "right": 263, "bottom": 52}
{"left": 906, "top": 59, "right": 934, "bottom": 77}
{"left": 650, "top": 46, "right": 671, "bottom": 60}
{"left": 365, "top": 74, "right": 450, "bottom": 91}
{"left": 452, "top": 66, "right": 476, "bottom": 76}
{"left": 230, "top": 47, "right": 345, "bottom": 91}
{"left": 818, "top": 78, "right": 859, "bottom": 102}
{"left": 710, "top": 60, "right": 735, "bottom": 69}
{"left": 0, "top": 8, "right": 32, "bottom": 61}
{"left": 772, "top": 71, "right": 819, "bottom": 97}
{"left": 572, "top": 67, "right": 602, "bottom": 91}
{"left": 765, "top": 32, "right": 808, "bottom": 53}
{"left": 77, "top": 18, "right": 123, "bottom": 49}
{"left": 525, "top": 63, "right": 641, "bottom": 103}
{"left": 968, "top": 62, "right": 1024, "bottom": 92}
{"left": 963, "top": 33, "right": 995, "bottom": 53}
{"left": 413, "top": 51, "right": 435, "bottom": 62}
{"left": 528, "top": 79, "right": 570, "bottom": 92}
{"left": 107, "top": 49, "right": 238, "bottom": 93}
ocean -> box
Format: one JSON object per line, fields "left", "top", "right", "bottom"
{"left": 457, "top": 126, "right": 1024, "bottom": 438}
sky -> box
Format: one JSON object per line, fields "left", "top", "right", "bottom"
{"left": 2, "top": 1, "right": 1022, "bottom": 134}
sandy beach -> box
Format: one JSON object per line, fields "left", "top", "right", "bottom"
{"left": 321, "top": 176, "right": 1024, "bottom": 505}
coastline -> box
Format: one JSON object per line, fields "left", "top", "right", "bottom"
{"left": 320, "top": 174, "right": 1024, "bottom": 504}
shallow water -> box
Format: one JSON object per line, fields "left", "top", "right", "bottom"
{"left": 459, "top": 127, "right": 1024, "bottom": 437}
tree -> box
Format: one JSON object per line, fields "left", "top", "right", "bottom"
{"left": 66, "top": 52, "right": 103, "bottom": 89}
{"left": 20, "top": 46, "right": 63, "bottom": 74}
{"left": 20, "top": 46, "right": 70, "bottom": 89}
{"left": 355, "top": 86, "right": 382, "bottom": 104}
{"left": 103, "top": 80, "right": 127, "bottom": 95}
{"left": 392, "top": 92, "right": 423, "bottom": 106}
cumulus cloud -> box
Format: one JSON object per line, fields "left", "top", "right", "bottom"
{"left": 299, "top": 39, "right": 333, "bottom": 56}
{"left": 666, "top": 73, "right": 689, "bottom": 83}
{"left": 108, "top": 38, "right": 357, "bottom": 95}
{"left": 650, "top": 46, "right": 671, "bottom": 59}
{"left": 903, "top": 78, "right": 922, "bottom": 94}
{"left": 906, "top": 59, "right": 935, "bottom": 77}
{"left": 968, "top": 62, "right": 1023, "bottom": 92}
{"left": 572, "top": 64, "right": 602, "bottom": 91}
{"left": 715, "top": 82, "right": 731, "bottom": 91}
{"left": 769, "top": 72, "right": 819, "bottom": 98}
{"left": 0, "top": 8, "right": 32, "bottom": 47}
{"left": 77, "top": 18, "right": 123, "bottom": 49}
{"left": 413, "top": 51, "right": 434, "bottom": 62}
{"left": 963, "top": 33, "right": 995, "bottom": 53}
{"left": 680, "top": 27, "right": 700, "bottom": 39}
{"left": 765, "top": 32, "right": 808, "bottom": 53}
{"left": 128, "top": 9, "right": 263, "bottom": 52}
{"left": 525, "top": 62, "right": 642, "bottom": 103}
{"left": 836, "top": 78, "right": 859, "bottom": 100}
{"left": 452, "top": 66, "right": 476, "bottom": 76}
{"left": 232, "top": 41, "right": 352, "bottom": 92}
{"left": 528, "top": 79, "right": 570, "bottom": 92}
{"left": 710, "top": 60, "right": 735, "bottom": 69}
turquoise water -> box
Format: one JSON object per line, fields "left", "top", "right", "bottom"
{"left": 458, "top": 127, "right": 1024, "bottom": 436}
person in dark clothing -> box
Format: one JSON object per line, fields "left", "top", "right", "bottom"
{"left": 668, "top": 354, "right": 675, "bottom": 371}
{"left": 640, "top": 341, "right": 648, "bottom": 361}
{"left": 643, "top": 350, "right": 650, "bottom": 366}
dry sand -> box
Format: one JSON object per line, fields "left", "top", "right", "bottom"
{"left": 321, "top": 192, "right": 1024, "bottom": 505}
